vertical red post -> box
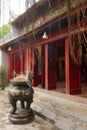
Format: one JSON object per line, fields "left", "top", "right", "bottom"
{"left": 65, "top": 38, "right": 70, "bottom": 93}
{"left": 29, "top": 46, "right": 31, "bottom": 72}
{"left": 21, "top": 53, "right": 23, "bottom": 73}
{"left": 8, "top": 52, "right": 12, "bottom": 82}
{"left": 45, "top": 44, "right": 48, "bottom": 89}
{"left": 45, "top": 44, "right": 56, "bottom": 90}
{"left": 14, "top": 55, "right": 16, "bottom": 71}
{"left": 25, "top": 46, "right": 29, "bottom": 75}
{"left": 31, "top": 49, "right": 34, "bottom": 74}
{"left": 31, "top": 49, "right": 34, "bottom": 86}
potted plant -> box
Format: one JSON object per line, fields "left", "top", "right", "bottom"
{"left": 0, "top": 65, "right": 5, "bottom": 90}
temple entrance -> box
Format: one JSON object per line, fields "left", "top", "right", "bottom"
{"left": 55, "top": 39, "right": 66, "bottom": 93}
{"left": 33, "top": 44, "right": 57, "bottom": 90}
{"left": 34, "top": 41, "right": 66, "bottom": 91}
{"left": 33, "top": 37, "right": 87, "bottom": 98}
{"left": 80, "top": 32, "right": 87, "bottom": 98}
{"left": 55, "top": 34, "right": 87, "bottom": 98}
{"left": 56, "top": 39, "right": 65, "bottom": 82}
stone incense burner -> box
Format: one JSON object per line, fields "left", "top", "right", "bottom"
{"left": 8, "top": 72, "right": 34, "bottom": 124}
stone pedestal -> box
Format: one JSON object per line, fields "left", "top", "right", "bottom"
{"left": 9, "top": 109, "right": 34, "bottom": 124}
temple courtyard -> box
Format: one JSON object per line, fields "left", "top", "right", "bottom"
{"left": 0, "top": 86, "right": 87, "bottom": 130}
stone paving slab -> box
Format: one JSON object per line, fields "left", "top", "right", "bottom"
{"left": 0, "top": 115, "right": 58, "bottom": 130}
{"left": 0, "top": 87, "right": 87, "bottom": 130}
{"left": 31, "top": 87, "right": 87, "bottom": 130}
{"left": 33, "top": 88, "right": 87, "bottom": 117}
{"left": 32, "top": 102, "right": 87, "bottom": 130}
{"left": 0, "top": 88, "right": 58, "bottom": 130}
{"left": 33, "top": 89, "right": 87, "bottom": 122}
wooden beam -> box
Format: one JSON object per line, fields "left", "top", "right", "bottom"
{"left": 30, "top": 24, "right": 87, "bottom": 47}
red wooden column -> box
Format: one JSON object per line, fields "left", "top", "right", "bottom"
{"left": 21, "top": 53, "right": 23, "bottom": 73}
{"left": 8, "top": 52, "right": 12, "bottom": 82}
{"left": 45, "top": 44, "right": 56, "bottom": 90}
{"left": 65, "top": 38, "right": 82, "bottom": 94}
{"left": 31, "top": 49, "right": 34, "bottom": 86}
{"left": 45, "top": 44, "right": 48, "bottom": 89}
{"left": 25, "top": 46, "right": 29, "bottom": 75}
{"left": 14, "top": 54, "right": 16, "bottom": 71}
{"left": 41, "top": 46, "right": 45, "bottom": 88}
{"left": 29, "top": 47, "right": 31, "bottom": 72}
{"left": 65, "top": 38, "right": 70, "bottom": 93}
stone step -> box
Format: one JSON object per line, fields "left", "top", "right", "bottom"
{"left": 32, "top": 102, "right": 87, "bottom": 130}
{"left": 31, "top": 88, "right": 87, "bottom": 130}
{"left": 33, "top": 98, "right": 87, "bottom": 123}
{"left": 33, "top": 89, "right": 87, "bottom": 119}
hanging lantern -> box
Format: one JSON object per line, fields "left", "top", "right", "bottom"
{"left": 42, "top": 32, "right": 48, "bottom": 39}
{"left": 8, "top": 46, "right": 12, "bottom": 51}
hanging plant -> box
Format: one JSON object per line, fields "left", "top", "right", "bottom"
{"left": 69, "top": 34, "right": 82, "bottom": 65}
{"left": 82, "top": 32, "right": 87, "bottom": 52}
{"left": 67, "top": 0, "right": 83, "bottom": 65}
